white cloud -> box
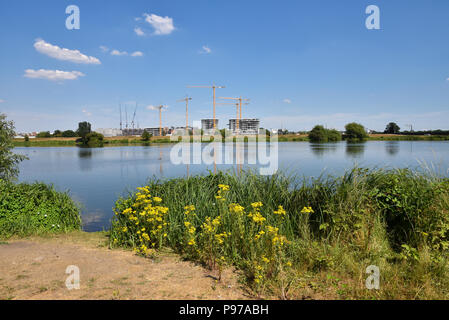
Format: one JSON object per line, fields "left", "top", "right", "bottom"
{"left": 283, "top": 99, "right": 292, "bottom": 104}
{"left": 134, "top": 27, "right": 145, "bottom": 36}
{"left": 199, "top": 45, "right": 211, "bottom": 54}
{"left": 135, "top": 17, "right": 142, "bottom": 21}
{"left": 146, "top": 105, "right": 168, "bottom": 110}
{"left": 99, "top": 45, "right": 109, "bottom": 52}
{"left": 143, "top": 13, "right": 175, "bottom": 35}
{"left": 131, "top": 51, "right": 144, "bottom": 57}
{"left": 34, "top": 39, "right": 101, "bottom": 65}
{"left": 111, "top": 49, "right": 128, "bottom": 56}
{"left": 24, "top": 69, "right": 85, "bottom": 81}
{"left": 82, "top": 109, "right": 92, "bottom": 117}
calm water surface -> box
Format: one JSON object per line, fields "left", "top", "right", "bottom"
{"left": 15, "top": 141, "right": 449, "bottom": 231}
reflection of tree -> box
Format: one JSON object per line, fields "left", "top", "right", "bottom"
{"left": 309, "top": 143, "right": 338, "bottom": 158}
{"left": 345, "top": 142, "right": 366, "bottom": 158}
{"left": 78, "top": 148, "right": 92, "bottom": 158}
{"left": 385, "top": 141, "right": 400, "bottom": 156}
{"left": 78, "top": 148, "right": 92, "bottom": 171}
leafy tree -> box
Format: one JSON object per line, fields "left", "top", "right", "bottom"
{"left": 53, "top": 130, "right": 62, "bottom": 137}
{"left": 308, "top": 125, "right": 329, "bottom": 142}
{"left": 36, "top": 131, "right": 51, "bottom": 138}
{"left": 384, "top": 122, "right": 401, "bottom": 134}
{"left": 84, "top": 132, "right": 104, "bottom": 147}
{"left": 24, "top": 134, "right": 29, "bottom": 142}
{"left": 0, "top": 114, "right": 27, "bottom": 181}
{"left": 76, "top": 122, "right": 91, "bottom": 142}
{"left": 141, "top": 130, "right": 152, "bottom": 141}
{"left": 327, "top": 129, "right": 342, "bottom": 142}
{"left": 62, "top": 130, "right": 77, "bottom": 138}
{"left": 345, "top": 122, "right": 368, "bottom": 141}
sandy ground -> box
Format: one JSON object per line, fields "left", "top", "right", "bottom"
{"left": 0, "top": 232, "right": 250, "bottom": 300}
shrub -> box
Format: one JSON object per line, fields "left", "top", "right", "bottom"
{"left": 83, "top": 132, "right": 104, "bottom": 147}
{"left": 308, "top": 126, "right": 342, "bottom": 142}
{"left": 141, "top": 130, "right": 152, "bottom": 141}
{"left": 344, "top": 122, "right": 368, "bottom": 141}
{"left": 0, "top": 113, "right": 27, "bottom": 181}
{"left": 0, "top": 180, "right": 82, "bottom": 238}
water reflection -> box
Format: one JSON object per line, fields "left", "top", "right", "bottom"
{"left": 309, "top": 143, "right": 338, "bottom": 158}
{"left": 78, "top": 148, "right": 93, "bottom": 171}
{"left": 385, "top": 141, "right": 400, "bottom": 156}
{"left": 345, "top": 142, "right": 366, "bottom": 158}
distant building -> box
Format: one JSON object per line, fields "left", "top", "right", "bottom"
{"left": 201, "top": 119, "right": 219, "bottom": 132}
{"left": 229, "top": 119, "right": 260, "bottom": 135}
{"left": 96, "top": 128, "right": 123, "bottom": 137}
{"left": 143, "top": 127, "right": 164, "bottom": 137}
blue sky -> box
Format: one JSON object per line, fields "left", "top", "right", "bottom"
{"left": 0, "top": 0, "right": 448, "bottom": 132}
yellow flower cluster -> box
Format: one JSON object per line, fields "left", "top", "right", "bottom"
{"left": 229, "top": 203, "right": 245, "bottom": 215}
{"left": 301, "top": 206, "right": 314, "bottom": 214}
{"left": 273, "top": 205, "right": 286, "bottom": 216}
{"left": 121, "top": 186, "right": 169, "bottom": 255}
{"left": 215, "top": 184, "right": 230, "bottom": 200}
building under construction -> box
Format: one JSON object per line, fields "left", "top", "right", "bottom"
{"left": 229, "top": 118, "right": 260, "bottom": 135}
{"left": 201, "top": 119, "right": 219, "bottom": 131}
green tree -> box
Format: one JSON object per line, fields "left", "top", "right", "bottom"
{"left": 327, "top": 129, "right": 342, "bottom": 142}
{"left": 84, "top": 132, "right": 104, "bottom": 147}
{"left": 36, "top": 131, "right": 51, "bottom": 138}
{"left": 141, "top": 130, "right": 152, "bottom": 141}
{"left": 62, "top": 130, "right": 77, "bottom": 137}
{"left": 344, "top": 122, "right": 368, "bottom": 141}
{"left": 0, "top": 114, "right": 28, "bottom": 181}
{"left": 384, "top": 122, "right": 401, "bottom": 134}
{"left": 24, "top": 134, "right": 29, "bottom": 142}
{"left": 53, "top": 130, "right": 62, "bottom": 137}
{"left": 76, "top": 122, "right": 91, "bottom": 143}
{"left": 308, "top": 125, "right": 329, "bottom": 142}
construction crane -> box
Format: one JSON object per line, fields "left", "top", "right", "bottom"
{"left": 218, "top": 97, "right": 250, "bottom": 132}
{"left": 217, "top": 102, "right": 240, "bottom": 132}
{"left": 119, "top": 104, "right": 123, "bottom": 131}
{"left": 187, "top": 84, "right": 225, "bottom": 130}
{"left": 150, "top": 105, "right": 167, "bottom": 136}
{"left": 177, "top": 96, "right": 192, "bottom": 130}
{"left": 131, "top": 103, "right": 138, "bottom": 135}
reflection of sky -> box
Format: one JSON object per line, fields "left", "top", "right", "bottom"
{"left": 15, "top": 141, "right": 449, "bottom": 231}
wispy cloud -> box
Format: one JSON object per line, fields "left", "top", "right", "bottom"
{"left": 143, "top": 13, "right": 175, "bottom": 35}
{"left": 34, "top": 39, "right": 101, "bottom": 64}
{"left": 131, "top": 51, "right": 144, "bottom": 57}
{"left": 283, "top": 99, "right": 292, "bottom": 104}
{"left": 82, "top": 109, "right": 92, "bottom": 117}
{"left": 24, "top": 69, "right": 85, "bottom": 81}
{"left": 134, "top": 27, "right": 145, "bottom": 36}
{"left": 146, "top": 105, "right": 168, "bottom": 110}
{"left": 99, "top": 45, "right": 109, "bottom": 53}
{"left": 111, "top": 49, "right": 128, "bottom": 56}
{"left": 199, "top": 45, "right": 211, "bottom": 54}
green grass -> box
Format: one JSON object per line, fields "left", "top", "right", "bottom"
{"left": 110, "top": 168, "right": 449, "bottom": 299}
{"left": 0, "top": 180, "right": 82, "bottom": 239}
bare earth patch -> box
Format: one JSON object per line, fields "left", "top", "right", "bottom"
{"left": 0, "top": 232, "right": 249, "bottom": 300}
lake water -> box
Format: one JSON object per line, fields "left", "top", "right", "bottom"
{"left": 15, "top": 141, "right": 449, "bottom": 231}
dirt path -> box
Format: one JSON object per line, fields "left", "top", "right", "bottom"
{"left": 0, "top": 232, "right": 250, "bottom": 300}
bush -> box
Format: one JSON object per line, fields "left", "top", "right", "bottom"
{"left": 308, "top": 125, "right": 342, "bottom": 142}
{"left": 109, "top": 169, "right": 449, "bottom": 298}
{"left": 344, "top": 122, "right": 368, "bottom": 141}
{"left": 62, "top": 130, "right": 77, "bottom": 138}
{"left": 0, "top": 180, "right": 82, "bottom": 238}
{"left": 36, "top": 131, "right": 51, "bottom": 138}
{"left": 83, "top": 132, "right": 104, "bottom": 147}
{"left": 0, "top": 113, "right": 27, "bottom": 181}
{"left": 141, "top": 130, "right": 152, "bottom": 141}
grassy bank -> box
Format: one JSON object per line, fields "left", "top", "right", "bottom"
{"left": 13, "top": 134, "right": 449, "bottom": 147}
{"left": 110, "top": 168, "right": 449, "bottom": 299}
{"left": 0, "top": 180, "right": 82, "bottom": 239}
